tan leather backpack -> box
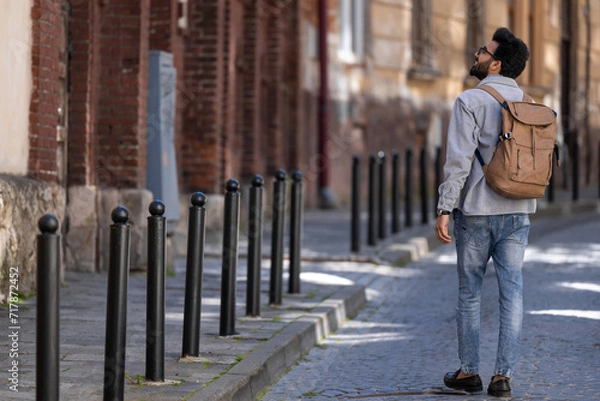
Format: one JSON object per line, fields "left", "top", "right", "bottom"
{"left": 475, "top": 85, "right": 559, "bottom": 199}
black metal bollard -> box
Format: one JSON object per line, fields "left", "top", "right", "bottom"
{"left": 146, "top": 200, "right": 166, "bottom": 381}
{"left": 420, "top": 147, "right": 429, "bottom": 224}
{"left": 103, "top": 206, "right": 131, "bottom": 401}
{"left": 378, "top": 151, "right": 387, "bottom": 239}
{"left": 181, "top": 193, "right": 206, "bottom": 358}
{"left": 434, "top": 147, "right": 442, "bottom": 215}
{"left": 36, "top": 214, "right": 60, "bottom": 401}
{"left": 289, "top": 171, "right": 303, "bottom": 294}
{"left": 351, "top": 156, "right": 361, "bottom": 252}
{"left": 220, "top": 179, "right": 241, "bottom": 336}
{"left": 572, "top": 141, "right": 579, "bottom": 201}
{"left": 391, "top": 150, "right": 400, "bottom": 233}
{"left": 368, "top": 154, "right": 378, "bottom": 245}
{"left": 247, "top": 175, "right": 264, "bottom": 317}
{"left": 270, "top": 170, "right": 286, "bottom": 306}
{"left": 405, "top": 149, "right": 414, "bottom": 227}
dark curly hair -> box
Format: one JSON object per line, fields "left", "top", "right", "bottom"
{"left": 492, "top": 27, "right": 529, "bottom": 79}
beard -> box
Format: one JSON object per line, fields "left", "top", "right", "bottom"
{"left": 469, "top": 58, "right": 493, "bottom": 80}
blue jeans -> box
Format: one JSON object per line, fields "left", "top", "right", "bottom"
{"left": 453, "top": 210, "right": 530, "bottom": 378}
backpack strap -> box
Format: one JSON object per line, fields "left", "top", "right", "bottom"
{"left": 474, "top": 148, "right": 485, "bottom": 167}
{"left": 477, "top": 84, "right": 533, "bottom": 104}
{"left": 477, "top": 85, "right": 506, "bottom": 104}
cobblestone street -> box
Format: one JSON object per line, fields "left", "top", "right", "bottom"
{"left": 263, "top": 212, "right": 600, "bottom": 401}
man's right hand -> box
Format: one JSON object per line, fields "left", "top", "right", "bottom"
{"left": 435, "top": 215, "right": 452, "bottom": 244}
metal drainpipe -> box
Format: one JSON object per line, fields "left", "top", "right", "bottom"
{"left": 318, "top": 0, "right": 336, "bottom": 208}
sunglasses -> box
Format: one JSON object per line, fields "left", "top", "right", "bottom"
{"left": 477, "top": 46, "right": 498, "bottom": 60}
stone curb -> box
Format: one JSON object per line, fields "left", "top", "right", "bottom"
{"left": 190, "top": 284, "right": 367, "bottom": 401}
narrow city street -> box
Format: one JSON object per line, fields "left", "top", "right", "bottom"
{"left": 263, "top": 212, "right": 600, "bottom": 401}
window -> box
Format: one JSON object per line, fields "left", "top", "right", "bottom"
{"left": 339, "top": 0, "right": 366, "bottom": 61}
{"left": 412, "top": 0, "right": 433, "bottom": 68}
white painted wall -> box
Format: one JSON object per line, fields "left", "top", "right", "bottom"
{"left": 0, "top": 0, "right": 33, "bottom": 175}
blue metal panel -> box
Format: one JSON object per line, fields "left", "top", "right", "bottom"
{"left": 147, "top": 50, "right": 180, "bottom": 229}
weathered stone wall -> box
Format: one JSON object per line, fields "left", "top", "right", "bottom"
{"left": 96, "top": 188, "right": 154, "bottom": 273}
{"left": 65, "top": 185, "right": 98, "bottom": 272}
{"left": 0, "top": 175, "right": 66, "bottom": 302}
{"left": 65, "top": 187, "right": 153, "bottom": 273}
{"left": 172, "top": 193, "right": 226, "bottom": 259}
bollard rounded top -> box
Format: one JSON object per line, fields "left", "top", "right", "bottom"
{"left": 226, "top": 178, "right": 240, "bottom": 192}
{"left": 292, "top": 170, "right": 302, "bottom": 183}
{"left": 392, "top": 149, "right": 399, "bottom": 157}
{"left": 378, "top": 151, "right": 385, "bottom": 159}
{"left": 191, "top": 192, "right": 206, "bottom": 207}
{"left": 149, "top": 200, "right": 166, "bottom": 216}
{"left": 274, "top": 169, "right": 286, "bottom": 181}
{"left": 251, "top": 174, "right": 264, "bottom": 187}
{"left": 38, "top": 214, "right": 59, "bottom": 234}
{"left": 111, "top": 205, "right": 130, "bottom": 224}
{"left": 353, "top": 155, "right": 360, "bottom": 163}
{"left": 370, "top": 154, "right": 377, "bottom": 162}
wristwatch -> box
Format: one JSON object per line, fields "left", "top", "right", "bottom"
{"left": 437, "top": 209, "right": 451, "bottom": 216}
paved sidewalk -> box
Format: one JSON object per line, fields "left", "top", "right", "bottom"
{"left": 0, "top": 188, "right": 597, "bottom": 400}
{"left": 263, "top": 210, "right": 600, "bottom": 400}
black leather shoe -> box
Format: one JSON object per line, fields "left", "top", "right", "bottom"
{"left": 443, "top": 369, "right": 483, "bottom": 392}
{"left": 487, "top": 377, "right": 511, "bottom": 397}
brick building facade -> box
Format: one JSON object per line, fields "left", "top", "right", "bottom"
{"left": 0, "top": 0, "right": 598, "bottom": 298}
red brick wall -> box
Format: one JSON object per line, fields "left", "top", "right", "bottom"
{"left": 221, "top": 0, "right": 236, "bottom": 183}
{"left": 260, "top": 1, "right": 287, "bottom": 172}
{"left": 67, "top": 0, "right": 304, "bottom": 197}
{"left": 302, "top": 91, "right": 319, "bottom": 207}
{"left": 219, "top": 0, "right": 248, "bottom": 184}
{"left": 181, "top": 0, "right": 225, "bottom": 193}
{"left": 257, "top": 2, "right": 304, "bottom": 182}
{"left": 149, "top": 0, "right": 175, "bottom": 51}
{"left": 282, "top": 1, "right": 302, "bottom": 171}
{"left": 238, "top": 1, "right": 261, "bottom": 182}
{"left": 223, "top": 0, "right": 303, "bottom": 187}
{"left": 28, "top": 0, "right": 61, "bottom": 183}
{"left": 69, "top": 0, "right": 101, "bottom": 186}
{"left": 96, "top": 0, "right": 150, "bottom": 189}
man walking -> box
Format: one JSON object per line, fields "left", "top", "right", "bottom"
{"left": 434, "top": 27, "right": 532, "bottom": 398}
